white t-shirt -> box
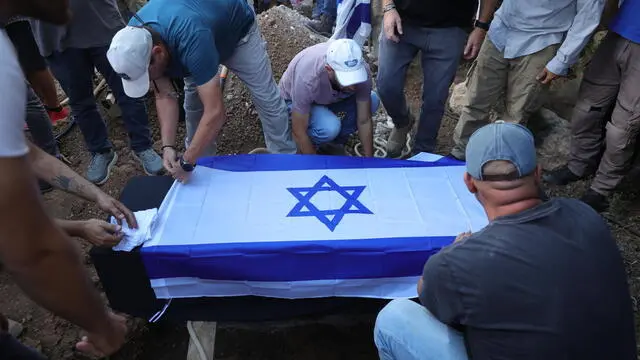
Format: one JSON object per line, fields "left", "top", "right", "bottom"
{"left": 0, "top": 29, "right": 29, "bottom": 157}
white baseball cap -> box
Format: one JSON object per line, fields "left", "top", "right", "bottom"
{"left": 107, "top": 26, "right": 153, "bottom": 98}
{"left": 326, "top": 39, "right": 368, "bottom": 87}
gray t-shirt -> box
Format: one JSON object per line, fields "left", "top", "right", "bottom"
{"left": 420, "top": 197, "right": 636, "bottom": 359}
{"left": 29, "top": 0, "right": 125, "bottom": 57}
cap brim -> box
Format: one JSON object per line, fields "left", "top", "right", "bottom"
{"left": 121, "top": 70, "right": 150, "bottom": 98}
{"left": 334, "top": 67, "right": 368, "bottom": 87}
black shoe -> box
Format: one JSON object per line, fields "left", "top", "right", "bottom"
{"left": 305, "top": 14, "right": 334, "bottom": 37}
{"left": 317, "top": 143, "right": 346, "bottom": 156}
{"left": 39, "top": 180, "right": 53, "bottom": 194}
{"left": 580, "top": 189, "right": 609, "bottom": 213}
{"left": 542, "top": 166, "right": 583, "bottom": 185}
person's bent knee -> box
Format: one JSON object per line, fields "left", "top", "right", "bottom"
{"left": 375, "top": 299, "right": 420, "bottom": 335}
{"left": 310, "top": 120, "right": 341, "bottom": 144}
{"left": 371, "top": 91, "right": 381, "bottom": 114}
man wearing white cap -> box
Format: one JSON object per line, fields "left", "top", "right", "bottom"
{"left": 107, "top": 0, "right": 296, "bottom": 183}
{"left": 279, "top": 39, "right": 379, "bottom": 156}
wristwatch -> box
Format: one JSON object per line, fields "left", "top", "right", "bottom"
{"left": 179, "top": 155, "right": 196, "bottom": 172}
{"left": 474, "top": 19, "right": 490, "bottom": 31}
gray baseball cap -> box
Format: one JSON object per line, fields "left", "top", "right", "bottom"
{"left": 465, "top": 121, "right": 537, "bottom": 181}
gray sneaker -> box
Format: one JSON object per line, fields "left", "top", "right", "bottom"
{"left": 87, "top": 150, "right": 118, "bottom": 185}
{"left": 386, "top": 124, "right": 411, "bottom": 158}
{"left": 134, "top": 148, "right": 163, "bottom": 175}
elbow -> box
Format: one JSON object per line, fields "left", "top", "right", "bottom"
{"left": 357, "top": 117, "right": 372, "bottom": 127}
{"left": 200, "top": 108, "right": 225, "bottom": 132}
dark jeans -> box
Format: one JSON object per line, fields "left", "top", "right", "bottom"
{"left": 25, "top": 86, "right": 58, "bottom": 156}
{"left": 46, "top": 46, "right": 152, "bottom": 153}
{"left": 376, "top": 24, "right": 467, "bottom": 153}
{"left": 0, "top": 333, "right": 46, "bottom": 360}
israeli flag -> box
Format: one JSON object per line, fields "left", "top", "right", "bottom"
{"left": 141, "top": 154, "right": 487, "bottom": 299}
{"left": 330, "top": 0, "right": 372, "bottom": 47}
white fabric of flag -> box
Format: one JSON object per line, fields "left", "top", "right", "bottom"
{"left": 141, "top": 153, "right": 488, "bottom": 299}
{"left": 330, "top": 0, "right": 371, "bottom": 47}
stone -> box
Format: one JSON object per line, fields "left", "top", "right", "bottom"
{"left": 448, "top": 80, "right": 468, "bottom": 115}
{"left": 7, "top": 318, "right": 23, "bottom": 338}
{"left": 528, "top": 108, "right": 571, "bottom": 170}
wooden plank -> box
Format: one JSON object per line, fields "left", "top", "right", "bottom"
{"left": 186, "top": 321, "right": 217, "bottom": 360}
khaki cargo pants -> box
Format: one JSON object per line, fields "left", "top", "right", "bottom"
{"left": 451, "top": 38, "right": 559, "bottom": 159}
{"left": 568, "top": 32, "right": 640, "bottom": 196}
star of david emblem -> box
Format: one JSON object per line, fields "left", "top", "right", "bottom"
{"left": 286, "top": 175, "right": 373, "bottom": 231}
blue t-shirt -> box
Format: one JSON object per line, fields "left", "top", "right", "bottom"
{"left": 130, "top": 0, "right": 254, "bottom": 85}
{"left": 609, "top": 0, "right": 640, "bottom": 44}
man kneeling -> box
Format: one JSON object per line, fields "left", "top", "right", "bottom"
{"left": 279, "top": 39, "right": 379, "bottom": 156}
{"left": 374, "top": 121, "right": 636, "bottom": 360}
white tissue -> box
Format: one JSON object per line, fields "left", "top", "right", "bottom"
{"left": 111, "top": 208, "right": 158, "bottom": 252}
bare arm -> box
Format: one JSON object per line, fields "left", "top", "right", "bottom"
{"left": 27, "top": 143, "right": 137, "bottom": 228}
{"left": 29, "top": 143, "right": 98, "bottom": 202}
{"left": 356, "top": 100, "right": 374, "bottom": 157}
{"left": 291, "top": 111, "right": 316, "bottom": 155}
{"left": 56, "top": 219, "right": 86, "bottom": 237}
{"left": 182, "top": 75, "right": 225, "bottom": 164}
{"left": 464, "top": 0, "right": 498, "bottom": 59}
{"left": 0, "top": 156, "right": 114, "bottom": 335}
{"left": 478, "top": 0, "right": 498, "bottom": 22}
{"left": 154, "top": 77, "right": 181, "bottom": 149}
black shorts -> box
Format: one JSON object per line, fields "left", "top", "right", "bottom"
{"left": 4, "top": 20, "right": 47, "bottom": 74}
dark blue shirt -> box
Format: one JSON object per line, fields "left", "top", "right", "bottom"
{"left": 610, "top": 0, "right": 640, "bottom": 44}
{"left": 130, "top": 0, "right": 254, "bottom": 85}
{"left": 420, "top": 198, "right": 636, "bottom": 359}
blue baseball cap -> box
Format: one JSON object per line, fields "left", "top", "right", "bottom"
{"left": 465, "top": 121, "right": 537, "bottom": 181}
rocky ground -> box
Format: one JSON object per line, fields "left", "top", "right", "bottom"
{"left": 2, "top": 5, "right": 640, "bottom": 359}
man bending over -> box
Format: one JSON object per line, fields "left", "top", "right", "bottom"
{"left": 108, "top": 0, "right": 296, "bottom": 183}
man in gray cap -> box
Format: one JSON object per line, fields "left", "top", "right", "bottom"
{"left": 373, "top": 121, "right": 635, "bottom": 360}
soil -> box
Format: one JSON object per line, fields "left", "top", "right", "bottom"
{"left": 2, "top": 5, "right": 640, "bottom": 360}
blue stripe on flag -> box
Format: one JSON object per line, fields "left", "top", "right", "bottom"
{"left": 196, "top": 154, "right": 464, "bottom": 172}
{"left": 347, "top": 3, "right": 371, "bottom": 37}
{"left": 141, "top": 235, "right": 454, "bottom": 282}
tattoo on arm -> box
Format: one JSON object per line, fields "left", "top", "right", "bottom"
{"left": 49, "top": 172, "right": 90, "bottom": 201}
{"left": 51, "top": 175, "right": 72, "bottom": 191}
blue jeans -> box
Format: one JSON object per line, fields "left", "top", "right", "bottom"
{"left": 374, "top": 299, "right": 468, "bottom": 360}
{"left": 46, "top": 46, "right": 152, "bottom": 153}
{"left": 25, "top": 85, "right": 59, "bottom": 157}
{"left": 377, "top": 25, "right": 467, "bottom": 153}
{"left": 288, "top": 91, "right": 379, "bottom": 145}
{"left": 312, "top": 0, "right": 337, "bottom": 18}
